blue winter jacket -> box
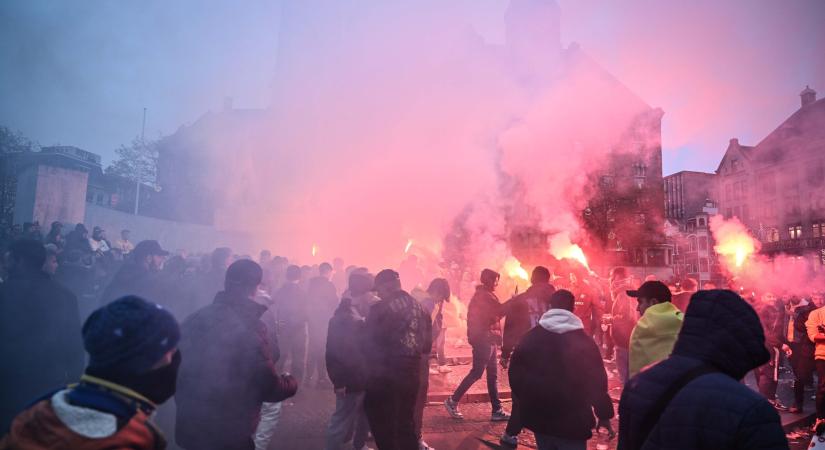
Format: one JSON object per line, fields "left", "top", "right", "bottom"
{"left": 618, "top": 290, "right": 789, "bottom": 450}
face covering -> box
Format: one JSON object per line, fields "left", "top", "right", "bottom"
{"left": 125, "top": 350, "right": 182, "bottom": 405}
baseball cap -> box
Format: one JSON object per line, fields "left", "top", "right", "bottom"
{"left": 132, "top": 240, "right": 170, "bottom": 258}
{"left": 627, "top": 280, "right": 672, "bottom": 302}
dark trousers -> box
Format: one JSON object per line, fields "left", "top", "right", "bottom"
{"left": 307, "top": 329, "right": 327, "bottom": 383}
{"left": 277, "top": 324, "right": 307, "bottom": 382}
{"left": 790, "top": 343, "right": 815, "bottom": 408}
{"left": 755, "top": 359, "right": 778, "bottom": 400}
{"left": 364, "top": 359, "right": 421, "bottom": 450}
{"left": 505, "top": 394, "right": 523, "bottom": 436}
{"left": 450, "top": 342, "right": 501, "bottom": 411}
{"left": 816, "top": 360, "right": 825, "bottom": 419}
{"left": 413, "top": 356, "right": 430, "bottom": 440}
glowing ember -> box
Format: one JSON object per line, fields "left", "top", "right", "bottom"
{"left": 503, "top": 256, "right": 529, "bottom": 281}
{"left": 404, "top": 239, "right": 413, "bottom": 254}
{"left": 710, "top": 216, "right": 760, "bottom": 269}
{"left": 549, "top": 232, "right": 592, "bottom": 271}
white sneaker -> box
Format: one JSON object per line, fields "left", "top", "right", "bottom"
{"left": 444, "top": 397, "right": 464, "bottom": 419}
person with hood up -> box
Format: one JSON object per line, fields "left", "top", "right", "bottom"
{"left": 1, "top": 295, "right": 180, "bottom": 450}
{"left": 783, "top": 295, "right": 816, "bottom": 413}
{"left": 508, "top": 289, "right": 615, "bottom": 450}
{"left": 325, "top": 272, "right": 374, "bottom": 450}
{"left": 627, "top": 280, "right": 684, "bottom": 378}
{"left": 499, "top": 266, "right": 555, "bottom": 448}
{"left": 307, "top": 262, "right": 339, "bottom": 387}
{"left": 65, "top": 223, "right": 93, "bottom": 254}
{"left": 274, "top": 264, "right": 309, "bottom": 383}
{"left": 0, "top": 239, "right": 85, "bottom": 433}
{"left": 445, "top": 269, "right": 510, "bottom": 422}
{"left": 363, "top": 269, "right": 431, "bottom": 450}
{"left": 618, "top": 290, "right": 789, "bottom": 450}
{"left": 175, "top": 259, "right": 298, "bottom": 450}
{"left": 609, "top": 267, "right": 637, "bottom": 385}
{"left": 100, "top": 240, "right": 169, "bottom": 305}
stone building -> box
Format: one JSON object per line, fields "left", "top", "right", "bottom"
{"left": 664, "top": 171, "right": 717, "bottom": 221}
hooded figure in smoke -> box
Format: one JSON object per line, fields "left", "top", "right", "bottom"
{"left": 618, "top": 290, "right": 788, "bottom": 450}
{"left": 100, "top": 240, "right": 169, "bottom": 305}
{"left": 175, "top": 259, "right": 298, "bottom": 450}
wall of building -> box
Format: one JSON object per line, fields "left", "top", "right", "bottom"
{"left": 13, "top": 164, "right": 89, "bottom": 226}
{"left": 84, "top": 203, "right": 255, "bottom": 255}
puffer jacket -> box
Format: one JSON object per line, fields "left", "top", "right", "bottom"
{"left": 466, "top": 286, "right": 507, "bottom": 346}
{"left": 501, "top": 283, "right": 555, "bottom": 360}
{"left": 618, "top": 290, "right": 788, "bottom": 450}
{"left": 805, "top": 306, "right": 825, "bottom": 360}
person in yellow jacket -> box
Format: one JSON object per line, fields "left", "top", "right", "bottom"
{"left": 627, "top": 280, "right": 684, "bottom": 377}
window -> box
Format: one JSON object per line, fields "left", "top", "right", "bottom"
{"left": 96, "top": 193, "right": 104, "bottom": 205}
{"left": 689, "top": 236, "right": 697, "bottom": 252}
{"left": 698, "top": 218, "right": 706, "bottom": 227}
{"left": 733, "top": 182, "right": 742, "bottom": 199}
{"left": 725, "top": 184, "right": 733, "bottom": 200}
{"left": 789, "top": 225, "right": 803, "bottom": 240}
{"left": 600, "top": 176, "right": 614, "bottom": 188}
{"left": 814, "top": 222, "right": 825, "bottom": 238}
{"left": 766, "top": 228, "right": 780, "bottom": 243}
{"left": 699, "top": 258, "right": 709, "bottom": 272}
{"left": 742, "top": 204, "right": 750, "bottom": 221}
{"left": 699, "top": 236, "right": 708, "bottom": 251}
{"left": 787, "top": 197, "right": 802, "bottom": 216}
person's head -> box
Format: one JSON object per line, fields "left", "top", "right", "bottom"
{"left": 762, "top": 292, "right": 777, "bottom": 304}
{"left": 813, "top": 292, "right": 825, "bottom": 308}
{"left": 348, "top": 272, "right": 374, "bottom": 297}
{"left": 373, "top": 269, "right": 402, "bottom": 300}
{"left": 43, "top": 245, "right": 59, "bottom": 275}
{"left": 681, "top": 277, "right": 698, "bottom": 293}
{"left": 427, "top": 278, "right": 451, "bottom": 302}
{"left": 611, "top": 266, "right": 627, "bottom": 281}
{"left": 285, "top": 265, "right": 302, "bottom": 283}
{"left": 49, "top": 221, "right": 62, "bottom": 234}
{"left": 319, "top": 262, "right": 333, "bottom": 279}
{"left": 789, "top": 295, "right": 803, "bottom": 306}
{"left": 224, "top": 259, "right": 263, "bottom": 298}
{"left": 259, "top": 249, "right": 272, "bottom": 264}
{"left": 121, "top": 229, "right": 131, "bottom": 241}
{"left": 163, "top": 255, "right": 188, "bottom": 277}
{"left": 75, "top": 223, "right": 89, "bottom": 239}
{"left": 210, "top": 247, "right": 233, "bottom": 272}
{"left": 549, "top": 289, "right": 575, "bottom": 312}
{"left": 530, "top": 266, "right": 551, "bottom": 285}
{"left": 132, "top": 240, "right": 169, "bottom": 272}
{"left": 92, "top": 226, "right": 105, "bottom": 241}
{"left": 5, "top": 239, "right": 46, "bottom": 275}
{"left": 83, "top": 296, "right": 181, "bottom": 405}
{"left": 480, "top": 268, "right": 500, "bottom": 291}
{"left": 628, "top": 280, "right": 673, "bottom": 315}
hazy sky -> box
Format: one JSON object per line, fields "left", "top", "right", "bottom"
{"left": 1, "top": 0, "right": 823, "bottom": 174}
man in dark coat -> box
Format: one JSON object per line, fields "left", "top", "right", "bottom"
{"left": 500, "top": 266, "right": 555, "bottom": 448}
{"left": 273, "top": 264, "right": 309, "bottom": 383}
{"left": 0, "top": 239, "right": 85, "bottom": 433}
{"left": 325, "top": 272, "right": 371, "bottom": 450}
{"left": 99, "top": 240, "right": 168, "bottom": 305}
{"left": 753, "top": 292, "right": 787, "bottom": 410}
{"left": 618, "top": 290, "right": 789, "bottom": 450}
{"left": 509, "top": 290, "right": 614, "bottom": 450}
{"left": 784, "top": 295, "right": 817, "bottom": 413}
{"left": 445, "top": 269, "right": 509, "bottom": 421}
{"left": 306, "top": 262, "right": 339, "bottom": 387}
{"left": 175, "top": 259, "right": 298, "bottom": 450}
{"left": 363, "top": 269, "right": 431, "bottom": 450}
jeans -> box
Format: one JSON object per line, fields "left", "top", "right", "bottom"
{"left": 534, "top": 433, "right": 586, "bottom": 450}
{"left": 755, "top": 348, "right": 779, "bottom": 400}
{"left": 433, "top": 328, "right": 447, "bottom": 366}
{"left": 504, "top": 394, "right": 523, "bottom": 437}
{"left": 615, "top": 347, "right": 629, "bottom": 385}
{"left": 277, "top": 324, "right": 307, "bottom": 382}
{"left": 254, "top": 402, "right": 283, "bottom": 450}
{"left": 413, "top": 356, "right": 430, "bottom": 439}
{"left": 451, "top": 342, "right": 501, "bottom": 411}
{"left": 816, "top": 360, "right": 825, "bottom": 419}
{"left": 789, "top": 343, "right": 815, "bottom": 408}
{"left": 326, "top": 391, "right": 370, "bottom": 450}
{"left": 364, "top": 358, "right": 421, "bottom": 450}
{"left": 307, "top": 328, "right": 328, "bottom": 383}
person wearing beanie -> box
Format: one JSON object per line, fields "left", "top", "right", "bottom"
{"left": 176, "top": 259, "right": 298, "bottom": 450}
{"left": 324, "top": 272, "right": 375, "bottom": 450}
{"left": 273, "top": 264, "right": 309, "bottom": 383}
{"left": 618, "top": 290, "right": 788, "bottom": 450}
{"left": 0, "top": 239, "right": 85, "bottom": 434}
{"left": 500, "top": 266, "right": 556, "bottom": 448}
{"left": 509, "top": 290, "right": 615, "bottom": 450}
{"left": 627, "top": 281, "right": 683, "bottom": 378}
{"left": 363, "top": 269, "right": 431, "bottom": 450}
{"left": 445, "top": 268, "right": 510, "bottom": 422}
{"left": 1, "top": 296, "right": 180, "bottom": 449}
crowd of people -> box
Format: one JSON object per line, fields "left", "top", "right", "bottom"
{"left": 0, "top": 220, "right": 822, "bottom": 449}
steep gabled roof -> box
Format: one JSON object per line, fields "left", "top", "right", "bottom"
{"left": 749, "top": 97, "right": 825, "bottom": 167}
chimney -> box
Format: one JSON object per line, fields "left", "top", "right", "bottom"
{"left": 729, "top": 138, "right": 739, "bottom": 147}
{"left": 800, "top": 85, "right": 816, "bottom": 108}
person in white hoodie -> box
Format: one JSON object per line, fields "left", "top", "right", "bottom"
{"left": 508, "top": 290, "right": 614, "bottom": 450}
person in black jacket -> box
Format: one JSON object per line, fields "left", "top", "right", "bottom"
{"left": 753, "top": 292, "right": 788, "bottom": 410}
{"left": 175, "top": 259, "right": 298, "bottom": 450}
{"left": 784, "top": 295, "right": 817, "bottom": 413}
{"left": 500, "top": 266, "right": 555, "bottom": 448}
{"left": 0, "top": 239, "right": 85, "bottom": 433}
{"left": 363, "top": 269, "right": 431, "bottom": 450}
{"left": 99, "top": 240, "right": 168, "bottom": 305}
{"left": 325, "top": 272, "right": 372, "bottom": 450}
{"left": 508, "top": 289, "right": 614, "bottom": 450}
{"left": 274, "top": 265, "right": 309, "bottom": 383}
{"left": 618, "top": 290, "right": 789, "bottom": 450}
{"left": 445, "top": 268, "right": 510, "bottom": 422}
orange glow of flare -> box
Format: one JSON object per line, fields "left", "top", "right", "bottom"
{"left": 549, "top": 232, "right": 592, "bottom": 272}
{"left": 404, "top": 239, "right": 413, "bottom": 254}
{"left": 503, "top": 257, "right": 529, "bottom": 281}
{"left": 710, "top": 216, "right": 760, "bottom": 269}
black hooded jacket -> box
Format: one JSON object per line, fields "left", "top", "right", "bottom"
{"left": 501, "top": 283, "right": 555, "bottom": 360}
{"left": 618, "top": 290, "right": 788, "bottom": 450}
{"left": 326, "top": 297, "right": 368, "bottom": 392}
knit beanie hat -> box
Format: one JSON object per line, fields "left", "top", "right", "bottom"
{"left": 83, "top": 296, "right": 180, "bottom": 376}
